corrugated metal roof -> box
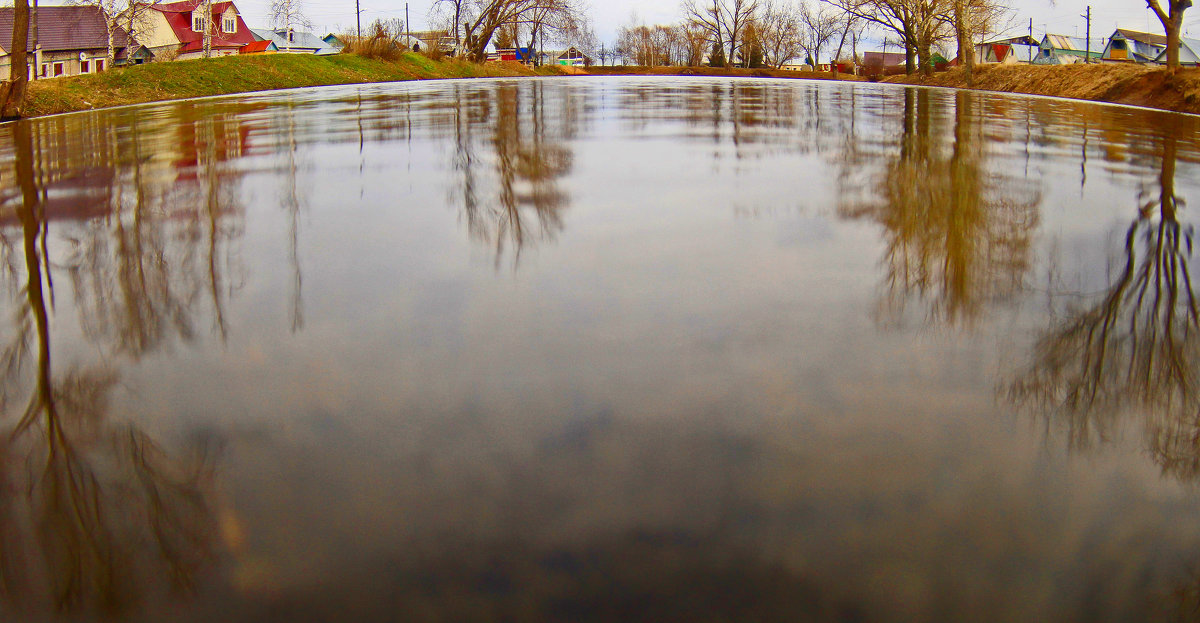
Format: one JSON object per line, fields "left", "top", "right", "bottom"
{"left": 1114, "top": 29, "right": 1168, "bottom": 46}
{"left": 0, "top": 6, "right": 130, "bottom": 53}
{"left": 252, "top": 28, "right": 337, "bottom": 53}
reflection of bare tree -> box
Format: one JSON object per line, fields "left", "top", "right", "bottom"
{"left": 840, "top": 90, "right": 1041, "bottom": 326}
{"left": 450, "top": 82, "right": 573, "bottom": 269}
{"left": 0, "top": 122, "right": 217, "bottom": 618}
{"left": 1009, "top": 134, "right": 1198, "bottom": 463}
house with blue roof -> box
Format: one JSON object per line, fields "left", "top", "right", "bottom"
{"left": 1101, "top": 29, "right": 1167, "bottom": 63}
{"left": 1032, "top": 34, "right": 1106, "bottom": 65}
{"left": 252, "top": 28, "right": 340, "bottom": 55}
{"left": 1153, "top": 37, "right": 1200, "bottom": 66}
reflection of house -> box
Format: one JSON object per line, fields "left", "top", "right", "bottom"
{"left": 137, "top": 0, "right": 256, "bottom": 60}
{"left": 0, "top": 6, "right": 133, "bottom": 80}
{"left": 975, "top": 36, "right": 1038, "bottom": 64}
{"left": 555, "top": 47, "right": 592, "bottom": 66}
{"left": 251, "top": 28, "right": 340, "bottom": 55}
{"left": 1102, "top": 29, "right": 1166, "bottom": 63}
{"left": 1033, "top": 34, "right": 1105, "bottom": 65}
{"left": 1153, "top": 36, "right": 1200, "bottom": 66}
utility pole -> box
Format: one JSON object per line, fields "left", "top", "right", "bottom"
{"left": 1082, "top": 6, "right": 1092, "bottom": 63}
{"left": 30, "top": 0, "right": 37, "bottom": 80}
{"left": 405, "top": 2, "right": 409, "bottom": 43}
{"left": 356, "top": 0, "right": 360, "bottom": 38}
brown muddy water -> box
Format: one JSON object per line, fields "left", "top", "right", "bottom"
{"left": 0, "top": 76, "right": 1199, "bottom": 622}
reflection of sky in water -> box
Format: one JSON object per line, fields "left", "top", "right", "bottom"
{"left": 2, "top": 77, "right": 1200, "bottom": 621}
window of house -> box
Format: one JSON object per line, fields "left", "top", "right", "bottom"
{"left": 287, "top": 29, "right": 295, "bottom": 43}
{"left": 81, "top": 60, "right": 90, "bottom": 72}
{"left": 40, "top": 64, "right": 47, "bottom": 77}
{"left": 224, "top": 15, "right": 236, "bottom": 33}
{"left": 193, "top": 14, "right": 205, "bottom": 31}
{"left": 96, "top": 59, "right": 105, "bottom": 72}
{"left": 1111, "top": 39, "right": 1127, "bottom": 50}
{"left": 53, "top": 63, "right": 63, "bottom": 76}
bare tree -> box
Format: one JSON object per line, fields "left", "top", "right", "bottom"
{"left": 270, "top": 0, "right": 313, "bottom": 52}
{"left": 460, "top": 0, "right": 586, "bottom": 63}
{"left": 823, "top": 0, "right": 947, "bottom": 75}
{"left": 0, "top": 0, "right": 30, "bottom": 118}
{"left": 431, "top": 0, "right": 469, "bottom": 45}
{"left": 682, "top": 0, "right": 758, "bottom": 67}
{"left": 1147, "top": 0, "right": 1190, "bottom": 74}
{"left": 758, "top": 0, "right": 803, "bottom": 67}
{"left": 798, "top": 0, "right": 837, "bottom": 67}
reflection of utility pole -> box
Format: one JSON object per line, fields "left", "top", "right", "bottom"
{"left": 1081, "top": 6, "right": 1092, "bottom": 63}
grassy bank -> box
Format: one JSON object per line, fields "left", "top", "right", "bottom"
{"left": 23, "top": 52, "right": 565, "bottom": 117}
{"left": 583, "top": 65, "right": 863, "bottom": 81}
{"left": 884, "top": 63, "right": 1200, "bottom": 115}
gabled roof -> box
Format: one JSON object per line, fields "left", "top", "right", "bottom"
{"left": 149, "top": 0, "right": 256, "bottom": 50}
{"left": 251, "top": 28, "right": 332, "bottom": 52}
{"left": 1112, "top": 29, "right": 1168, "bottom": 47}
{"left": 1154, "top": 37, "right": 1200, "bottom": 64}
{"left": 239, "top": 39, "right": 276, "bottom": 53}
{"left": 0, "top": 6, "right": 130, "bottom": 54}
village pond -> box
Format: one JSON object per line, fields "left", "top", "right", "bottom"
{"left": 1, "top": 77, "right": 1199, "bottom": 622}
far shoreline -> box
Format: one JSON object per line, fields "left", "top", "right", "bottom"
{"left": 14, "top": 53, "right": 1200, "bottom": 120}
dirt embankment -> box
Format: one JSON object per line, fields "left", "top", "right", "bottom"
{"left": 884, "top": 63, "right": 1200, "bottom": 115}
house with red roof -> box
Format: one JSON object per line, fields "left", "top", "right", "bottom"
{"left": 0, "top": 6, "right": 136, "bottom": 80}
{"left": 135, "top": 0, "right": 256, "bottom": 60}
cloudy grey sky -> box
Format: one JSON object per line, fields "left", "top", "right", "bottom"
{"left": 217, "top": 0, "right": 1200, "bottom": 52}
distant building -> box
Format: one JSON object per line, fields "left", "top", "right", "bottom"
{"left": 136, "top": 0, "right": 257, "bottom": 60}
{"left": 1153, "top": 36, "right": 1200, "bottom": 67}
{"left": 252, "top": 28, "right": 340, "bottom": 55}
{"left": 239, "top": 39, "right": 277, "bottom": 55}
{"left": 555, "top": 46, "right": 592, "bottom": 66}
{"left": 1033, "top": 34, "right": 1106, "bottom": 65}
{"left": 862, "top": 51, "right": 906, "bottom": 67}
{"left": 1101, "top": 29, "right": 1166, "bottom": 63}
{"left": 0, "top": 6, "right": 134, "bottom": 80}
{"left": 975, "top": 36, "right": 1038, "bottom": 64}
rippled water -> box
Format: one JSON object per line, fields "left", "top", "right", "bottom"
{"left": 1, "top": 76, "right": 1200, "bottom": 622}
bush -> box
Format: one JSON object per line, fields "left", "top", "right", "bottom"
{"left": 341, "top": 21, "right": 403, "bottom": 62}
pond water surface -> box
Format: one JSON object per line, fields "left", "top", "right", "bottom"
{"left": 2, "top": 77, "right": 1200, "bottom": 622}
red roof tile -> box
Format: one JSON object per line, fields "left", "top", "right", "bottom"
{"left": 149, "top": 0, "right": 256, "bottom": 49}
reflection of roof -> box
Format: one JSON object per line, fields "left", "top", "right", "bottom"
{"left": 0, "top": 168, "right": 115, "bottom": 228}
{"left": 0, "top": 6, "right": 130, "bottom": 53}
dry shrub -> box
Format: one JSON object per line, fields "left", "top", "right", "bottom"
{"left": 420, "top": 44, "right": 445, "bottom": 62}
{"left": 342, "top": 21, "right": 403, "bottom": 62}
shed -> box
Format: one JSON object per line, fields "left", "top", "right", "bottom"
{"left": 1102, "top": 29, "right": 1166, "bottom": 63}
{"left": 975, "top": 36, "right": 1038, "bottom": 64}
{"left": 1033, "top": 34, "right": 1106, "bottom": 65}
{"left": 1153, "top": 36, "right": 1200, "bottom": 66}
